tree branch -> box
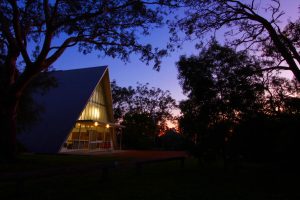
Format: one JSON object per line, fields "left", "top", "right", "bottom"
{"left": 43, "top": 0, "right": 50, "bottom": 24}
{"left": 256, "top": 66, "right": 291, "bottom": 73}
{"left": 52, "top": 0, "right": 164, "bottom": 30}
{"left": 8, "top": 0, "right": 32, "bottom": 65}
{"left": 281, "top": 35, "right": 300, "bottom": 66}
{"left": 50, "top": 0, "right": 60, "bottom": 23}
{"left": 44, "top": 37, "right": 77, "bottom": 67}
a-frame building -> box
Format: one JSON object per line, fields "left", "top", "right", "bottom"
{"left": 18, "top": 66, "right": 120, "bottom": 153}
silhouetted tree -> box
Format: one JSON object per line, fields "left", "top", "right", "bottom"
{"left": 263, "top": 76, "right": 300, "bottom": 115}
{"left": 158, "top": 128, "right": 185, "bottom": 150}
{"left": 121, "top": 112, "right": 156, "bottom": 149}
{"left": 112, "top": 81, "right": 177, "bottom": 133}
{"left": 171, "top": 0, "right": 300, "bottom": 81}
{"left": 16, "top": 71, "right": 57, "bottom": 132}
{"left": 111, "top": 80, "right": 135, "bottom": 121}
{"left": 230, "top": 75, "right": 300, "bottom": 163}
{"left": 177, "top": 40, "right": 264, "bottom": 159}
{"left": 232, "top": 110, "right": 300, "bottom": 163}
{"left": 111, "top": 81, "right": 177, "bottom": 148}
{"left": 0, "top": 0, "right": 179, "bottom": 160}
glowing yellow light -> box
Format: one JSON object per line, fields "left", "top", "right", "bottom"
{"left": 94, "top": 107, "right": 100, "bottom": 119}
{"left": 94, "top": 122, "right": 99, "bottom": 126}
{"left": 106, "top": 124, "right": 110, "bottom": 129}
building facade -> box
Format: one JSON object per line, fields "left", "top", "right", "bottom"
{"left": 18, "top": 66, "right": 120, "bottom": 153}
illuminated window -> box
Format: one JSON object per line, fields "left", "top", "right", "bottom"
{"left": 78, "top": 81, "right": 109, "bottom": 121}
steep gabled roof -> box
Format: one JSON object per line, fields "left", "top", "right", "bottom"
{"left": 18, "top": 66, "right": 109, "bottom": 153}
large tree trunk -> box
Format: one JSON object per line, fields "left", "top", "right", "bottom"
{"left": 258, "top": 15, "right": 300, "bottom": 82}
{"left": 1, "top": 54, "right": 46, "bottom": 162}
{"left": 0, "top": 93, "right": 19, "bottom": 162}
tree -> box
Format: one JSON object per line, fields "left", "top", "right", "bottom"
{"left": 171, "top": 0, "right": 300, "bottom": 82}
{"left": 16, "top": 70, "right": 57, "bottom": 132}
{"left": 0, "top": 0, "right": 180, "bottom": 160}
{"left": 263, "top": 76, "right": 300, "bottom": 115}
{"left": 232, "top": 111, "right": 300, "bottom": 162}
{"left": 158, "top": 128, "right": 185, "bottom": 150}
{"left": 177, "top": 40, "right": 264, "bottom": 159}
{"left": 111, "top": 80, "right": 135, "bottom": 122}
{"left": 231, "top": 85, "right": 300, "bottom": 163}
{"left": 121, "top": 112, "right": 157, "bottom": 149}
{"left": 178, "top": 40, "right": 264, "bottom": 123}
{"left": 111, "top": 81, "right": 177, "bottom": 136}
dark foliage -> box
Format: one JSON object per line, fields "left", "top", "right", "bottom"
{"left": 157, "top": 128, "right": 186, "bottom": 150}
{"left": 112, "top": 81, "right": 177, "bottom": 130}
{"left": 111, "top": 81, "right": 177, "bottom": 149}
{"left": 263, "top": 76, "right": 300, "bottom": 115}
{"left": 17, "top": 70, "right": 57, "bottom": 132}
{"left": 177, "top": 40, "right": 300, "bottom": 163}
{"left": 230, "top": 113, "right": 300, "bottom": 164}
{"left": 177, "top": 40, "right": 264, "bottom": 148}
{"left": 121, "top": 112, "right": 156, "bottom": 149}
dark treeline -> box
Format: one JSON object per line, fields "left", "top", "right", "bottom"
{"left": 111, "top": 81, "right": 179, "bottom": 149}
{"left": 170, "top": 0, "right": 300, "bottom": 165}
{"left": 111, "top": 40, "right": 300, "bottom": 157}
{"left": 177, "top": 40, "right": 300, "bottom": 164}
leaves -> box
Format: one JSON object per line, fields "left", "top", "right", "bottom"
{"left": 111, "top": 81, "right": 177, "bottom": 134}
{"left": 177, "top": 41, "right": 264, "bottom": 142}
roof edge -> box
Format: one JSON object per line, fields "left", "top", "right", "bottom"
{"left": 53, "top": 65, "right": 108, "bottom": 72}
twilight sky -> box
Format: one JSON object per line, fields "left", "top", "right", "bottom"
{"left": 52, "top": 1, "right": 299, "bottom": 104}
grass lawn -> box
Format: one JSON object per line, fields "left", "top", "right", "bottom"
{"left": 1, "top": 154, "right": 299, "bottom": 200}
{"left": 0, "top": 153, "right": 121, "bottom": 173}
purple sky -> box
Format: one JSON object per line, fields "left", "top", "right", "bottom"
{"left": 53, "top": 1, "right": 299, "bottom": 104}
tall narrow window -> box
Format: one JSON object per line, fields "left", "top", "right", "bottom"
{"left": 78, "top": 81, "right": 109, "bottom": 122}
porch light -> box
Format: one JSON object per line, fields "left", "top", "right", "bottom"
{"left": 106, "top": 124, "right": 110, "bottom": 129}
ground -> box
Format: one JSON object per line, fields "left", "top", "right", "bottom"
{"left": 64, "top": 150, "right": 188, "bottom": 159}
{"left": 0, "top": 150, "right": 299, "bottom": 200}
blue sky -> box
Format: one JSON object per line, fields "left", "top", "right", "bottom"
{"left": 52, "top": 1, "right": 299, "bottom": 104}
